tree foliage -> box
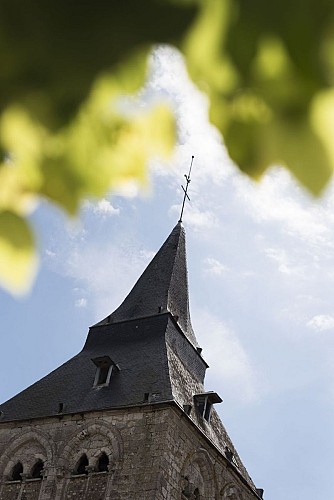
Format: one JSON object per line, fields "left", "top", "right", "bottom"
{"left": 1, "top": 0, "right": 334, "bottom": 293}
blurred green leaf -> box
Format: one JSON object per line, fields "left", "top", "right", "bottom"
{"left": 2, "top": 0, "right": 334, "bottom": 293}
{"left": 182, "top": 0, "right": 334, "bottom": 193}
{"left": 0, "top": 211, "right": 37, "bottom": 294}
{"left": 0, "top": 0, "right": 197, "bottom": 129}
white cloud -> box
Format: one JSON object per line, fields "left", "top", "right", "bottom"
{"left": 111, "top": 181, "right": 141, "bottom": 198}
{"left": 169, "top": 204, "right": 218, "bottom": 231}
{"left": 59, "top": 241, "right": 151, "bottom": 321}
{"left": 203, "top": 257, "right": 229, "bottom": 277}
{"left": 264, "top": 247, "right": 305, "bottom": 276}
{"left": 145, "top": 45, "right": 233, "bottom": 196}
{"left": 193, "top": 310, "right": 262, "bottom": 403}
{"left": 84, "top": 199, "right": 120, "bottom": 216}
{"left": 234, "top": 168, "right": 332, "bottom": 247}
{"left": 75, "top": 298, "right": 87, "bottom": 308}
{"left": 307, "top": 314, "right": 334, "bottom": 332}
{"left": 45, "top": 249, "right": 56, "bottom": 258}
{"left": 184, "top": 207, "right": 219, "bottom": 231}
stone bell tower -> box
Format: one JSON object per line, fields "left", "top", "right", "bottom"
{"left": 0, "top": 222, "right": 264, "bottom": 499}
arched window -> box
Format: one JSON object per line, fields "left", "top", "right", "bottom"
{"left": 96, "top": 452, "right": 109, "bottom": 472}
{"left": 73, "top": 454, "right": 88, "bottom": 475}
{"left": 31, "top": 459, "right": 44, "bottom": 479}
{"left": 11, "top": 462, "right": 23, "bottom": 481}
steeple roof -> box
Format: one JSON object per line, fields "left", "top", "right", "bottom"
{"left": 95, "top": 222, "right": 197, "bottom": 347}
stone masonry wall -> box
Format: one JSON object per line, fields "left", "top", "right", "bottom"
{"left": 166, "top": 341, "right": 256, "bottom": 487}
{"left": 0, "top": 404, "right": 259, "bottom": 500}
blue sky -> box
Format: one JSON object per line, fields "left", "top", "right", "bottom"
{"left": 1, "top": 46, "right": 334, "bottom": 499}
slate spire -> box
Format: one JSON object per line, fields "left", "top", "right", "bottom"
{"left": 95, "top": 222, "right": 198, "bottom": 346}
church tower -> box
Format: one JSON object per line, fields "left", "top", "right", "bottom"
{"left": 0, "top": 223, "right": 264, "bottom": 499}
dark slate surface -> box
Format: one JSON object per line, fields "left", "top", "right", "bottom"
{"left": 94, "top": 223, "right": 198, "bottom": 347}
{"left": 0, "top": 315, "right": 174, "bottom": 422}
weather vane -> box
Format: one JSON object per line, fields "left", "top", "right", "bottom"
{"left": 178, "top": 155, "right": 194, "bottom": 223}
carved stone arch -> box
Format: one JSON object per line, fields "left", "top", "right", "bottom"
{"left": 58, "top": 421, "right": 123, "bottom": 471}
{"left": 181, "top": 448, "right": 216, "bottom": 500}
{"left": 58, "top": 422, "right": 123, "bottom": 500}
{"left": 220, "top": 483, "right": 244, "bottom": 499}
{"left": 0, "top": 428, "right": 53, "bottom": 477}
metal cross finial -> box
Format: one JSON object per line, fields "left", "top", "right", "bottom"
{"left": 178, "top": 156, "right": 194, "bottom": 223}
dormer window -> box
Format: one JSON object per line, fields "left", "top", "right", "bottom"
{"left": 91, "top": 356, "right": 118, "bottom": 387}
{"left": 193, "top": 391, "right": 222, "bottom": 423}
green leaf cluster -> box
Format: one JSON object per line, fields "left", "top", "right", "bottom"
{"left": 0, "top": 0, "right": 188, "bottom": 293}
{"left": 183, "top": 0, "right": 334, "bottom": 193}
{"left": 1, "top": 0, "right": 334, "bottom": 293}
